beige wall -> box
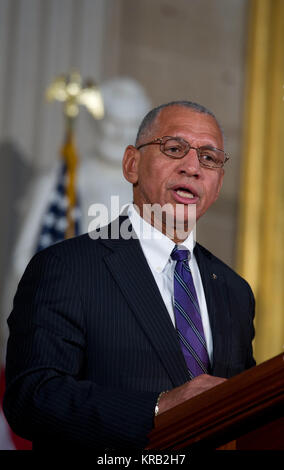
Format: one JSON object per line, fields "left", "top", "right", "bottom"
{"left": 104, "top": 0, "right": 248, "bottom": 267}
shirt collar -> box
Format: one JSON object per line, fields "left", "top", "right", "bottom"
{"left": 128, "top": 204, "right": 195, "bottom": 273}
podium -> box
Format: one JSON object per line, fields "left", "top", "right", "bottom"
{"left": 147, "top": 354, "right": 284, "bottom": 450}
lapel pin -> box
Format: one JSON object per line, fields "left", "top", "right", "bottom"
{"left": 212, "top": 273, "right": 217, "bottom": 280}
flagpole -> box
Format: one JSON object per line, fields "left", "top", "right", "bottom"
{"left": 46, "top": 71, "right": 104, "bottom": 241}
{"left": 62, "top": 115, "right": 78, "bottom": 239}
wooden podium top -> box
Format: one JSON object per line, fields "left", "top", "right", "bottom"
{"left": 147, "top": 353, "right": 284, "bottom": 450}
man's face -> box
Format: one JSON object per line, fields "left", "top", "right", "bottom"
{"left": 123, "top": 106, "right": 225, "bottom": 234}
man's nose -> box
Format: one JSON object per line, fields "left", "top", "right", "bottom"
{"left": 176, "top": 147, "right": 201, "bottom": 176}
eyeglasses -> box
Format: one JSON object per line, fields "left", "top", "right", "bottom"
{"left": 136, "top": 136, "right": 229, "bottom": 169}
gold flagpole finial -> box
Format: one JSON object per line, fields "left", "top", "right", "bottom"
{"left": 45, "top": 70, "right": 104, "bottom": 122}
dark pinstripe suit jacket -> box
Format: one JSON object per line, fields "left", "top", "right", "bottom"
{"left": 3, "top": 218, "right": 255, "bottom": 449}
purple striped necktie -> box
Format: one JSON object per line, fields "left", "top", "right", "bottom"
{"left": 171, "top": 245, "right": 210, "bottom": 379}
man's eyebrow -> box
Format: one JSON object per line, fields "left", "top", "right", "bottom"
{"left": 198, "top": 144, "right": 219, "bottom": 149}
{"left": 172, "top": 135, "right": 222, "bottom": 149}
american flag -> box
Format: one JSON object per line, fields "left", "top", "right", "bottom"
{"left": 37, "top": 129, "right": 81, "bottom": 250}
{"left": 36, "top": 161, "right": 81, "bottom": 252}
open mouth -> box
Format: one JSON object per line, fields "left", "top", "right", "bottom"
{"left": 171, "top": 185, "right": 199, "bottom": 204}
{"left": 175, "top": 188, "right": 195, "bottom": 199}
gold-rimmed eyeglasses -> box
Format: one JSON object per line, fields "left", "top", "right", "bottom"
{"left": 136, "top": 136, "right": 229, "bottom": 169}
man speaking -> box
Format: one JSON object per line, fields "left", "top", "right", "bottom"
{"left": 3, "top": 101, "right": 255, "bottom": 449}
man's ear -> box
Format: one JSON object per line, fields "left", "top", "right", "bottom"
{"left": 122, "top": 145, "right": 140, "bottom": 184}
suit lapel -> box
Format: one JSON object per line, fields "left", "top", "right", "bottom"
{"left": 194, "top": 244, "right": 231, "bottom": 377}
{"left": 96, "top": 217, "right": 231, "bottom": 383}
{"left": 100, "top": 232, "right": 190, "bottom": 388}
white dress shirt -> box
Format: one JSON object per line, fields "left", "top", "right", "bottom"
{"left": 128, "top": 204, "right": 213, "bottom": 364}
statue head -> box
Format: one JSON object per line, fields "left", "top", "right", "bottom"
{"left": 93, "top": 77, "right": 151, "bottom": 165}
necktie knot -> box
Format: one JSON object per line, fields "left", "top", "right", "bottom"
{"left": 171, "top": 247, "right": 189, "bottom": 263}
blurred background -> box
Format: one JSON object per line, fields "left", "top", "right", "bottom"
{"left": 0, "top": 0, "right": 283, "bottom": 449}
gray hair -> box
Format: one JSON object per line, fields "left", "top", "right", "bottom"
{"left": 135, "top": 100, "right": 223, "bottom": 146}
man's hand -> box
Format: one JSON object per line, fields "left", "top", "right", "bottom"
{"left": 156, "top": 374, "right": 227, "bottom": 417}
